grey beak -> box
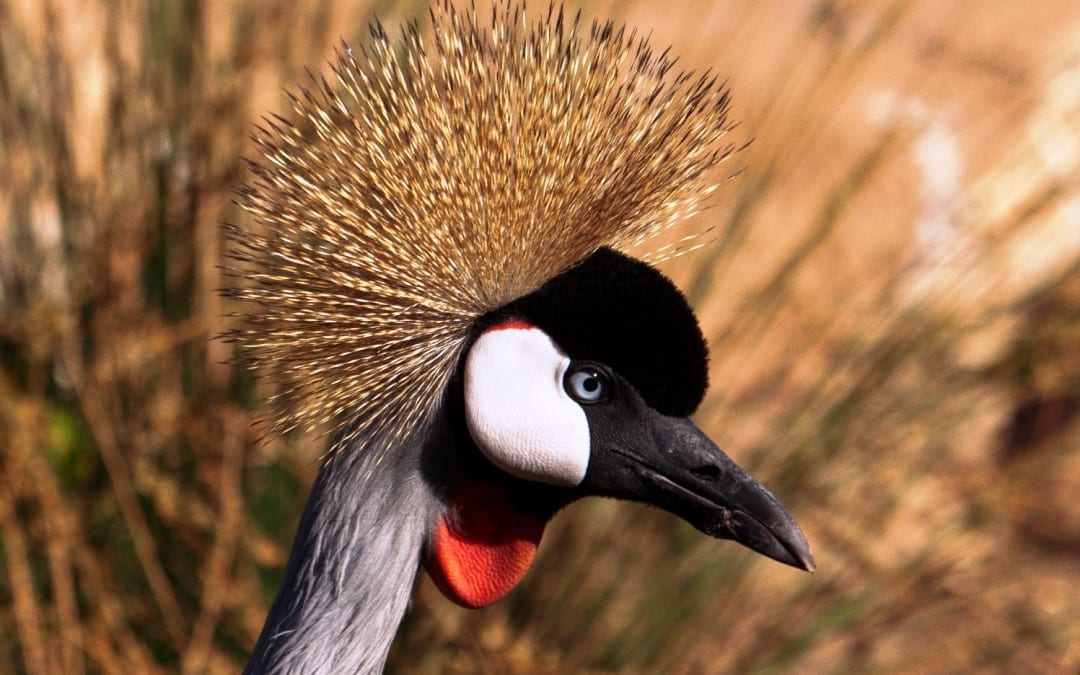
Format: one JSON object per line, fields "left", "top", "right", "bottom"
{"left": 587, "top": 410, "right": 814, "bottom": 571}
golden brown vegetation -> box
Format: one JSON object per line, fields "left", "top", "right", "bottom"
{"left": 1, "top": 1, "right": 1077, "bottom": 673}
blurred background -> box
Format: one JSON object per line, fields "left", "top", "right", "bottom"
{"left": 1, "top": 0, "right": 1078, "bottom": 672}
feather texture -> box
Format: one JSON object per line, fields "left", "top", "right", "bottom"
{"left": 226, "top": 1, "right": 736, "bottom": 449}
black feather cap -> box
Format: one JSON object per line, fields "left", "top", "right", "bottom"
{"left": 490, "top": 248, "right": 709, "bottom": 417}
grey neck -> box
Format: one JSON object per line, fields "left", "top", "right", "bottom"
{"left": 245, "top": 422, "right": 444, "bottom": 674}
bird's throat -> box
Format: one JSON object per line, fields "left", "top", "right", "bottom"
{"left": 425, "top": 481, "right": 545, "bottom": 609}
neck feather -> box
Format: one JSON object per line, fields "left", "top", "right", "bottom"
{"left": 245, "top": 424, "right": 443, "bottom": 674}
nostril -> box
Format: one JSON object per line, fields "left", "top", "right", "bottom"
{"left": 690, "top": 464, "right": 722, "bottom": 480}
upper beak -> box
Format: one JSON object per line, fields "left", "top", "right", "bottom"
{"left": 601, "top": 412, "right": 815, "bottom": 572}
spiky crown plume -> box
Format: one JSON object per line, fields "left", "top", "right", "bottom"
{"left": 227, "top": 1, "right": 736, "bottom": 450}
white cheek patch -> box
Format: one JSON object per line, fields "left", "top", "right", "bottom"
{"left": 464, "top": 324, "right": 590, "bottom": 487}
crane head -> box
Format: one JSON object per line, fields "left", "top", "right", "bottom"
{"left": 425, "top": 248, "right": 813, "bottom": 609}
{"left": 228, "top": 2, "right": 815, "bottom": 628}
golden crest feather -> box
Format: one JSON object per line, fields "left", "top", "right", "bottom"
{"left": 226, "top": 1, "right": 737, "bottom": 449}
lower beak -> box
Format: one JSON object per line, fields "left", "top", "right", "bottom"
{"left": 633, "top": 415, "right": 814, "bottom": 571}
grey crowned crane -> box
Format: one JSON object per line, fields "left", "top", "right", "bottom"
{"left": 227, "top": 3, "right": 814, "bottom": 672}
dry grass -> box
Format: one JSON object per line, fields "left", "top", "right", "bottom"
{"left": 1, "top": 1, "right": 1077, "bottom": 673}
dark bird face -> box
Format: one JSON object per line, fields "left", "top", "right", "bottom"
{"left": 424, "top": 249, "right": 813, "bottom": 609}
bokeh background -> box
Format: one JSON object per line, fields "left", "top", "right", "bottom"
{"left": 2, "top": 0, "right": 1078, "bottom": 672}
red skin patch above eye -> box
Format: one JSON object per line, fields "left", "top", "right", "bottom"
{"left": 424, "top": 482, "right": 546, "bottom": 609}
{"left": 487, "top": 319, "right": 535, "bottom": 332}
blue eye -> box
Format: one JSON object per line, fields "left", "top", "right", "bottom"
{"left": 565, "top": 367, "right": 609, "bottom": 403}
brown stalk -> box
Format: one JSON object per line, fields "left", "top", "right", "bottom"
{"left": 76, "top": 384, "right": 187, "bottom": 647}
{"left": 180, "top": 413, "right": 246, "bottom": 674}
